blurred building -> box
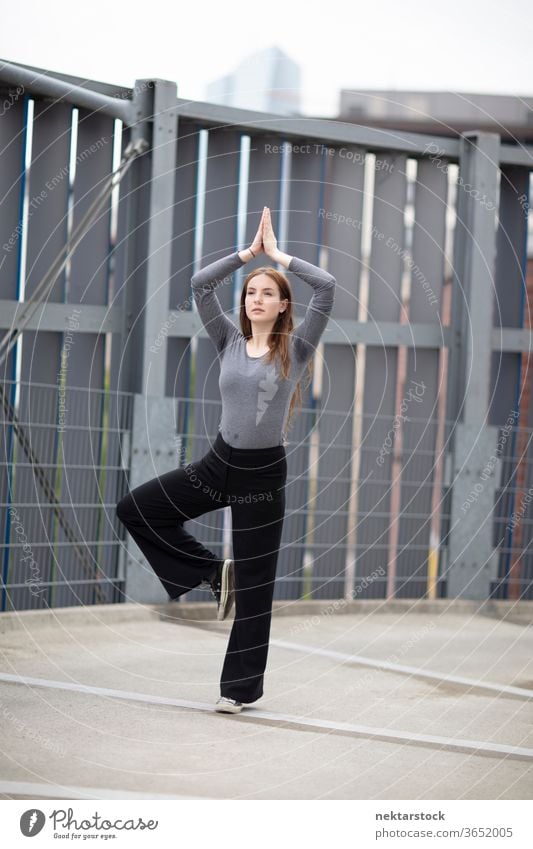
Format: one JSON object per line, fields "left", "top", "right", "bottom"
{"left": 338, "top": 89, "right": 533, "bottom": 143}
{"left": 206, "top": 46, "right": 301, "bottom": 115}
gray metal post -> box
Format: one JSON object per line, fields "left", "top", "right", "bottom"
{"left": 447, "top": 132, "right": 502, "bottom": 599}
{"left": 132, "top": 78, "right": 178, "bottom": 398}
{"left": 123, "top": 394, "right": 179, "bottom": 603}
{"left": 121, "top": 80, "right": 179, "bottom": 600}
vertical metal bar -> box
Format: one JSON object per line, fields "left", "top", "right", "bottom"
{"left": 397, "top": 156, "right": 447, "bottom": 600}
{"left": 58, "top": 109, "right": 115, "bottom": 605}
{"left": 492, "top": 166, "right": 531, "bottom": 599}
{"left": 139, "top": 79, "right": 178, "bottom": 398}
{"left": 0, "top": 91, "right": 27, "bottom": 611}
{"left": 359, "top": 153, "right": 407, "bottom": 600}
{"left": 107, "top": 125, "right": 133, "bottom": 601}
{"left": 19, "top": 99, "right": 72, "bottom": 609}
{"left": 313, "top": 143, "right": 364, "bottom": 600}
{"left": 447, "top": 132, "right": 502, "bottom": 599}
{"left": 167, "top": 118, "right": 198, "bottom": 400}
{"left": 285, "top": 144, "right": 324, "bottom": 598}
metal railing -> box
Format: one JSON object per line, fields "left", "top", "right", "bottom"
{"left": 0, "top": 58, "right": 532, "bottom": 609}
{"left": 2, "top": 382, "right": 532, "bottom": 609}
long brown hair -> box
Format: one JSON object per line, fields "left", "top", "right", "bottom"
{"left": 239, "top": 266, "right": 313, "bottom": 434}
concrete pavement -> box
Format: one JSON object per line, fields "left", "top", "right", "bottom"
{"left": 1, "top": 599, "right": 532, "bottom": 800}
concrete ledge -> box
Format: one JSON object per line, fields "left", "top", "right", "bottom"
{"left": 0, "top": 598, "right": 531, "bottom": 633}
{"left": 0, "top": 602, "right": 162, "bottom": 633}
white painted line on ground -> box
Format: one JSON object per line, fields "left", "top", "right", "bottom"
{"left": 270, "top": 638, "right": 533, "bottom": 698}
{"left": 0, "top": 779, "right": 206, "bottom": 800}
{"left": 180, "top": 621, "right": 533, "bottom": 698}
{"left": 1, "top": 672, "right": 532, "bottom": 761}
{"left": 0, "top": 672, "right": 214, "bottom": 710}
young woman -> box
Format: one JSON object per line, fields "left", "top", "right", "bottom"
{"left": 116, "top": 206, "right": 336, "bottom": 713}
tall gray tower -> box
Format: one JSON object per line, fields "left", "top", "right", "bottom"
{"left": 206, "top": 45, "right": 301, "bottom": 115}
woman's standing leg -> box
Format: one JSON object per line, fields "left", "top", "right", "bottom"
{"left": 220, "top": 464, "right": 286, "bottom": 703}
{"left": 116, "top": 448, "right": 227, "bottom": 599}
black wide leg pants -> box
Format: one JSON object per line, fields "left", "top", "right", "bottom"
{"left": 115, "top": 432, "right": 287, "bottom": 704}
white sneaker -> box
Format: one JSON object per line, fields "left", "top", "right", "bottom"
{"left": 215, "top": 696, "right": 243, "bottom": 713}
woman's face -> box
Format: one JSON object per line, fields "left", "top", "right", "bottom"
{"left": 245, "top": 274, "right": 288, "bottom": 324}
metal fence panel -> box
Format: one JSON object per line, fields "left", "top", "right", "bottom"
{"left": 0, "top": 67, "right": 531, "bottom": 610}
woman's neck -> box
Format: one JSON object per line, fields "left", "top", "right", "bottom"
{"left": 248, "top": 328, "right": 272, "bottom": 350}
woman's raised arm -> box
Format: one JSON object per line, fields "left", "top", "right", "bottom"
{"left": 191, "top": 252, "right": 245, "bottom": 354}
{"left": 191, "top": 213, "right": 264, "bottom": 353}
{"left": 285, "top": 256, "right": 336, "bottom": 362}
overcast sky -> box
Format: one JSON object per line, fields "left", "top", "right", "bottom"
{"left": 2, "top": 0, "right": 532, "bottom": 116}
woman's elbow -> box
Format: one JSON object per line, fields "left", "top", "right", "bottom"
{"left": 325, "top": 276, "right": 336, "bottom": 304}
{"left": 191, "top": 276, "right": 208, "bottom": 296}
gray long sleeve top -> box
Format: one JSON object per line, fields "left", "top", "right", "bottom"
{"left": 191, "top": 251, "right": 335, "bottom": 448}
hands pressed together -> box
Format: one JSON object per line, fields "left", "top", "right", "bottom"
{"left": 238, "top": 206, "right": 292, "bottom": 269}
{"left": 249, "top": 206, "right": 280, "bottom": 261}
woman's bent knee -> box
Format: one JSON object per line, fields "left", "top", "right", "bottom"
{"left": 116, "top": 494, "right": 133, "bottom": 523}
